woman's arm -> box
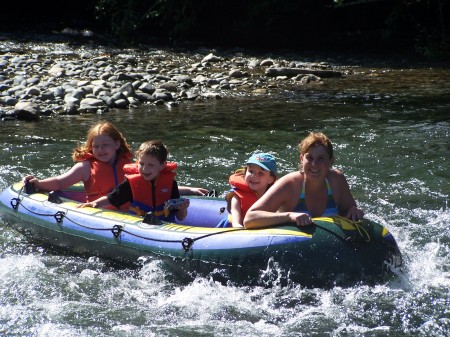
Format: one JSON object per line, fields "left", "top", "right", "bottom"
{"left": 244, "top": 173, "right": 311, "bottom": 228}
{"left": 331, "top": 170, "right": 364, "bottom": 221}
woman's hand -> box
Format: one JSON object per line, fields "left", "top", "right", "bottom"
{"left": 346, "top": 205, "right": 364, "bottom": 221}
{"left": 289, "top": 212, "right": 313, "bottom": 227}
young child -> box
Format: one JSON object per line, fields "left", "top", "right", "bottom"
{"left": 23, "top": 120, "right": 133, "bottom": 210}
{"left": 77, "top": 140, "right": 189, "bottom": 222}
{"left": 23, "top": 120, "right": 209, "bottom": 209}
{"left": 219, "top": 153, "right": 277, "bottom": 228}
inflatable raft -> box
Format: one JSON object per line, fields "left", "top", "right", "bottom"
{"left": 0, "top": 182, "right": 402, "bottom": 286}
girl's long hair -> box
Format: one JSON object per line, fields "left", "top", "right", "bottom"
{"left": 72, "top": 121, "right": 132, "bottom": 161}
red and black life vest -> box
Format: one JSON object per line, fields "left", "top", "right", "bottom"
{"left": 125, "top": 162, "right": 177, "bottom": 217}
{"left": 79, "top": 152, "right": 133, "bottom": 210}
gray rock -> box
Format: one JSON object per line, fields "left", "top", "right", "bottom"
{"left": 70, "top": 89, "right": 86, "bottom": 99}
{"left": 260, "top": 59, "right": 274, "bottom": 66}
{"left": 127, "top": 97, "right": 140, "bottom": 107}
{"left": 135, "top": 92, "right": 154, "bottom": 102}
{"left": 229, "top": 69, "right": 244, "bottom": 78}
{"left": 111, "top": 92, "right": 127, "bottom": 101}
{"left": 0, "top": 84, "right": 11, "bottom": 91}
{"left": 172, "top": 75, "right": 193, "bottom": 85}
{"left": 80, "top": 98, "right": 106, "bottom": 111}
{"left": 159, "top": 82, "right": 178, "bottom": 92}
{"left": 201, "top": 92, "right": 222, "bottom": 99}
{"left": 48, "top": 64, "right": 65, "bottom": 77}
{"left": 52, "top": 86, "right": 65, "bottom": 98}
{"left": 1, "top": 96, "right": 18, "bottom": 106}
{"left": 64, "top": 95, "right": 80, "bottom": 105}
{"left": 0, "top": 60, "right": 8, "bottom": 69}
{"left": 114, "top": 99, "right": 129, "bottom": 108}
{"left": 116, "top": 82, "right": 136, "bottom": 97}
{"left": 25, "top": 87, "right": 40, "bottom": 96}
{"left": 294, "top": 74, "right": 322, "bottom": 84}
{"left": 14, "top": 101, "right": 40, "bottom": 121}
{"left": 139, "top": 83, "right": 156, "bottom": 94}
{"left": 202, "top": 53, "right": 222, "bottom": 63}
{"left": 40, "top": 91, "right": 55, "bottom": 100}
{"left": 152, "top": 92, "right": 173, "bottom": 101}
{"left": 265, "top": 67, "right": 341, "bottom": 78}
{"left": 116, "top": 73, "right": 136, "bottom": 81}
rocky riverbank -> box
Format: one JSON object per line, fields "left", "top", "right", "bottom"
{"left": 0, "top": 32, "right": 350, "bottom": 121}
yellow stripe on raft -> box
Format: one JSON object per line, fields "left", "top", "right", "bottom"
{"left": 29, "top": 194, "right": 49, "bottom": 202}
{"left": 161, "top": 223, "right": 311, "bottom": 237}
{"left": 315, "top": 216, "right": 367, "bottom": 231}
{"left": 13, "top": 182, "right": 24, "bottom": 190}
{"left": 71, "top": 204, "right": 144, "bottom": 224}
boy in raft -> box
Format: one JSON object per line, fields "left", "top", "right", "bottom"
{"left": 77, "top": 140, "right": 189, "bottom": 221}
{"left": 23, "top": 121, "right": 209, "bottom": 210}
{"left": 218, "top": 153, "right": 277, "bottom": 228}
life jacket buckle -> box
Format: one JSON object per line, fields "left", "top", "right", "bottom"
{"left": 142, "top": 212, "right": 162, "bottom": 225}
{"left": 48, "top": 191, "right": 63, "bottom": 204}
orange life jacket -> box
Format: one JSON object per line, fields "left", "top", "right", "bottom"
{"left": 125, "top": 162, "right": 177, "bottom": 218}
{"left": 79, "top": 151, "right": 133, "bottom": 210}
{"left": 225, "top": 171, "right": 258, "bottom": 220}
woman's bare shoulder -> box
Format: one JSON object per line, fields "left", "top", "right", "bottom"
{"left": 328, "top": 168, "right": 346, "bottom": 179}
{"left": 273, "top": 171, "right": 302, "bottom": 191}
{"left": 281, "top": 171, "right": 302, "bottom": 180}
{"left": 328, "top": 168, "right": 351, "bottom": 191}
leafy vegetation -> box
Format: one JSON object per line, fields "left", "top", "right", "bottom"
{"left": 1, "top": 0, "right": 448, "bottom": 59}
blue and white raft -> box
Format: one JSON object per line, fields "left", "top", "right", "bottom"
{"left": 0, "top": 182, "right": 402, "bottom": 286}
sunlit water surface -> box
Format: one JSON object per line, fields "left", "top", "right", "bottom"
{"left": 1, "top": 57, "right": 449, "bottom": 336}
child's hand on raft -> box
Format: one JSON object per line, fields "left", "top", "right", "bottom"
{"left": 77, "top": 202, "right": 97, "bottom": 209}
{"left": 22, "top": 175, "right": 38, "bottom": 185}
{"left": 176, "top": 199, "right": 190, "bottom": 211}
{"left": 191, "top": 187, "right": 209, "bottom": 196}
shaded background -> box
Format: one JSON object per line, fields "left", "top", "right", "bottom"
{"left": 1, "top": 0, "right": 448, "bottom": 59}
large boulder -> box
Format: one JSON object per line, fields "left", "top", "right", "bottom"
{"left": 14, "top": 101, "right": 40, "bottom": 121}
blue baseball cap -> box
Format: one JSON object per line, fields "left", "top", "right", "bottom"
{"left": 246, "top": 153, "right": 277, "bottom": 174}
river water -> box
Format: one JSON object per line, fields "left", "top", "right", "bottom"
{"left": 1, "top": 47, "right": 449, "bottom": 336}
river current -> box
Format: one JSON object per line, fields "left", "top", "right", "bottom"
{"left": 1, "top": 44, "right": 449, "bottom": 336}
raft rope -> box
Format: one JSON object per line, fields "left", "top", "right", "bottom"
{"left": 11, "top": 186, "right": 244, "bottom": 252}
{"left": 11, "top": 187, "right": 67, "bottom": 223}
{"left": 313, "top": 216, "right": 370, "bottom": 245}
{"left": 351, "top": 219, "right": 371, "bottom": 243}
{"left": 179, "top": 227, "right": 244, "bottom": 251}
